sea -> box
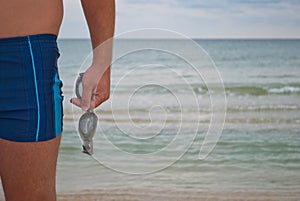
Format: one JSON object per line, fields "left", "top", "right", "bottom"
{"left": 3, "top": 39, "right": 300, "bottom": 199}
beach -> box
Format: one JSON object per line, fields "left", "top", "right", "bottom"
{"left": 1, "top": 38, "right": 299, "bottom": 200}
{"left": 58, "top": 188, "right": 299, "bottom": 201}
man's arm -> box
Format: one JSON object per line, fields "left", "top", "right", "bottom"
{"left": 81, "top": 0, "right": 115, "bottom": 49}
{"left": 71, "top": 0, "right": 115, "bottom": 111}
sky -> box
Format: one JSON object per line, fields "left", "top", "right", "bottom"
{"left": 59, "top": 0, "right": 300, "bottom": 39}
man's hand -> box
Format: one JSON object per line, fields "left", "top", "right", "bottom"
{"left": 70, "top": 65, "right": 110, "bottom": 111}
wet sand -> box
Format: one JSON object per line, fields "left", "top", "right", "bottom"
{"left": 57, "top": 188, "right": 299, "bottom": 201}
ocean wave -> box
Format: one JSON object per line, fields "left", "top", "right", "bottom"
{"left": 250, "top": 74, "right": 298, "bottom": 79}
{"left": 225, "top": 86, "right": 268, "bottom": 96}
{"left": 195, "top": 84, "right": 300, "bottom": 96}
{"left": 268, "top": 86, "right": 300, "bottom": 94}
{"left": 103, "top": 83, "right": 300, "bottom": 97}
{"left": 227, "top": 105, "right": 300, "bottom": 112}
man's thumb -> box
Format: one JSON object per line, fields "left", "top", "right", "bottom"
{"left": 81, "top": 85, "right": 93, "bottom": 111}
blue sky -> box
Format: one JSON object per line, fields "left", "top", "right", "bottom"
{"left": 60, "top": 0, "right": 300, "bottom": 38}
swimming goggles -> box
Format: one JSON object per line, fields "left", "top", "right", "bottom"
{"left": 75, "top": 73, "right": 98, "bottom": 155}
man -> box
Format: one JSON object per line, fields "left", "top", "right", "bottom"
{"left": 0, "top": 0, "right": 115, "bottom": 200}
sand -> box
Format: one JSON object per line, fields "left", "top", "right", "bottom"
{"left": 1, "top": 187, "right": 298, "bottom": 201}
{"left": 57, "top": 188, "right": 299, "bottom": 201}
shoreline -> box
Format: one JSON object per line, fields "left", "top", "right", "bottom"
{"left": 57, "top": 188, "right": 300, "bottom": 201}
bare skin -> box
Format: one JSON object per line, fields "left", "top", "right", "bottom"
{"left": 0, "top": 0, "right": 115, "bottom": 200}
{"left": 0, "top": 0, "right": 63, "bottom": 38}
{"left": 0, "top": 135, "right": 61, "bottom": 201}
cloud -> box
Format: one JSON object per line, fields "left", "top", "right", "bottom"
{"left": 60, "top": 0, "right": 300, "bottom": 38}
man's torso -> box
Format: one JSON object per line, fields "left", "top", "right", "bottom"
{"left": 0, "top": 0, "right": 63, "bottom": 38}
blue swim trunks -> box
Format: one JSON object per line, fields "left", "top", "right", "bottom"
{"left": 0, "top": 34, "right": 63, "bottom": 142}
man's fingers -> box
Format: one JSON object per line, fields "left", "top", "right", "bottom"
{"left": 81, "top": 84, "right": 93, "bottom": 111}
{"left": 70, "top": 98, "right": 82, "bottom": 108}
{"left": 70, "top": 97, "right": 94, "bottom": 111}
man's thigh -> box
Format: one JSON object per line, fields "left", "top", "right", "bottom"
{"left": 0, "top": 134, "right": 61, "bottom": 201}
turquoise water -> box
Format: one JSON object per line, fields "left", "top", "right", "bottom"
{"left": 55, "top": 39, "right": 300, "bottom": 198}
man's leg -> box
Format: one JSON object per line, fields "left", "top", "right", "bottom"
{"left": 0, "top": 134, "right": 61, "bottom": 201}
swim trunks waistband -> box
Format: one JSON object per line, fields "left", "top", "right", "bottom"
{"left": 0, "top": 33, "right": 57, "bottom": 43}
